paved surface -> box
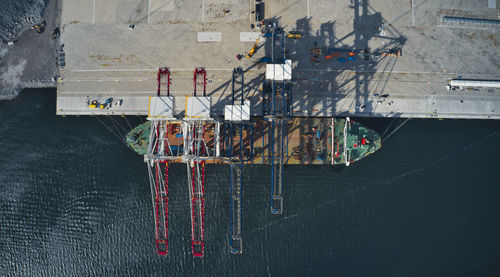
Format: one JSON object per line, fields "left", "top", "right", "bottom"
{"left": 57, "top": 0, "right": 500, "bottom": 119}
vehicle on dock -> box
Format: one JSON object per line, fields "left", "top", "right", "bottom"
{"left": 88, "top": 100, "right": 98, "bottom": 108}
{"left": 446, "top": 78, "right": 500, "bottom": 91}
{"left": 31, "top": 20, "right": 46, "bottom": 34}
{"left": 287, "top": 31, "right": 302, "bottom": 40}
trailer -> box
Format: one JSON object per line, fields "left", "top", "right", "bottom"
{"left": 447, "top": 79, "right": 500, "bottom": 91}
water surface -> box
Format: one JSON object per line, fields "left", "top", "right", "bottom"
{"left": 2, "top": 89, "right": 500, "bottom": 276}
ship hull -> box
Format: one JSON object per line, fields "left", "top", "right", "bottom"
{"left": 125, "top": 118, "right": 381, "bottom": 165}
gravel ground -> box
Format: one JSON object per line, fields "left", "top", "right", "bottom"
{"left": 0, "top": 0, "right": 47, "bottom": 41}
{"left": 0, "top": 0, "right": 59, "bottom": 100}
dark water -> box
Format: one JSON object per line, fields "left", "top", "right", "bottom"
{"left": 2, "top": 89, "right": 500, "bottom": 276}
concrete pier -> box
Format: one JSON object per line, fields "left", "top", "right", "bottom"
{"left": 57, "top": 0, "right": 500, "bottom": 119}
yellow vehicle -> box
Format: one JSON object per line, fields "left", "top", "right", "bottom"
{"left": 31, "top": 20, "right": 46, "bottom": 34}
{"left": 88, "top": 100, "right": 99, "bottom": 108}
{"left": 245, "top": 38, "right": 260, "bottom": 58}
{"left": 287, "top": 31, "right": 302, "bottom": 39}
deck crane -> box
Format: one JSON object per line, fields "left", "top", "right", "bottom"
{"left": 262, "top": 26, "right": 293, "bottom": 215}
{"left": 223, "top": 67, "right": 254, "bottom": 254}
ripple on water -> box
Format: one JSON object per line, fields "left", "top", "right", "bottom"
{"left": 2, "top": 91, "right": 500, "bottom": 276}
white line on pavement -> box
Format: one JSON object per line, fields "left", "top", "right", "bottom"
{"left": 436, "top": 24, "right": 491, "bottom": 30}
{"left": 202, "top": 0, "right": 205, "bottom": 22}
{"left": 411, "top": 0, "right": 415, "bottom": 27}
{"left": 307, "top": 0, "right": 310, "bottom": 17}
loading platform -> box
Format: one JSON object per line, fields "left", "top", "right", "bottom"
{"left": 56, "top": 0, "right": 500, "bottom": 119}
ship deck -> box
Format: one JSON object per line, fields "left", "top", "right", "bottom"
{"left": 127, "top": 117, "right": 381, "bottom": 165}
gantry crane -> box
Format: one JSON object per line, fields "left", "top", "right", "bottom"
{"left": 183, "top": 67, "right": 221, "bottom": 257}
{"left": 146, "top": 67, "right": 175, "bottom": 255}
{"left": 145, "top": 67, "right": 220, "bottom": 258}
{"left": 223, "top": 67, "right": 254, "bottom": 254}
{"left": 262, "top": 26, "right": 293, "bottom": 215}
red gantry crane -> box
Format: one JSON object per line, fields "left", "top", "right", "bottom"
{"left": 157, "top": 67, "right": 171, "bottom": 96}
{"left": 186, "top": 67, "right": 208, "bottom": 257}
{"left": 147, "top": 67, "right": 174, "bottom": 255}
{"left": 146, "top": 67, "right": 219, "bottom": 258}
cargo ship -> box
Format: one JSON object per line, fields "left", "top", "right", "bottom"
{"left": 125, "top": 117, "right": 381, "bottom": 166}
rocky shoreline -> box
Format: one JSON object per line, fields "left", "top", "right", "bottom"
{"left": 0, "top": 0, "right": 59, "bottom": 100}
{"left": 0, "top": 79, "right": 56, "bottom": 100}
{"left": 0, "top": 0, "right": 47, "bottom": 41}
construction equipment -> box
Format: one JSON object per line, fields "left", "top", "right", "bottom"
{"left": 99, "top": 98, "right": 112, "bottom": 109}
{"left": 246, "top": 38, "right": 260, "bottom": 58}
{"left": 380, "top": 48, "right": 402, "bottom": 57}
{"left": 310, "top": 44, "right": 323, "bottom": 63}
{"left": 31, "top": 20, "right": 46, "bottom": 34}
{"left": 88, "top": 100, "right": 98, "bottom": 108}
{"left": 310, "top": 47, "right": 322, "bottom": 55}
{"left": 324, "top": 53, "right": 340, "bottom": 60}
{"left": 287, "top": 31, "right": 302, "bottom": 40}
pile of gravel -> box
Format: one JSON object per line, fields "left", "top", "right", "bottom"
{"left": 0, "top": 0, "right": 47, "bottom": 41}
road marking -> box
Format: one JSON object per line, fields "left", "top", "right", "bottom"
{"left": 92, "top": 0, "right": 96, "bottom": 24}
{"left": 198, "top": 32, "right": 222, "bottom": 42}
{"left": 307, "top": 0, "right": 310, "bottom": 17}
{"left": 411, "top": 0, "right": 415, "bottom": 26}
{"left": 147, "top": 0, "right": 150, "bottom": 24}
{"left": 436, "top": 24, "right": 491, "bottom": 30}
{"left": 294, "top": 69, "right": 498, "bottom": 76}
{"left": 69, "top": 69, "right": 497, "bottom": 78}
{"left": 202, "top": 0, "right": 205, "bottom": 22}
